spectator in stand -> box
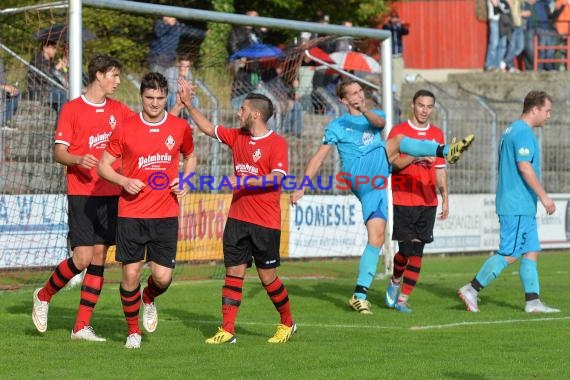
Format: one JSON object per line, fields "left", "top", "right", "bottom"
{"left": 524, "top": 0, "right": 558, "bottom": 71}
{"left": 554, "top": 0, "right": 570, "bottom": 35}
{"left": 230, "top": 58, "right": 262, "bottom": 111}
{"left": 484, "top": 0, "right": 505, "bottom": 71}
{"left": 496, "top": 0, "right": 514, "bottom": 71}
{"left": 502, "top": 0, "right": 531, "bottom": 72}
{"left": 263, "top": 63, "right": 303, "bottom": 136}
{"left": 382, "top": 11, "right": 409, "bottom": 100}
{"left": 0, "top": 57, "right": 20, "bottom": 130}
{"left": 27, "top": 40, "right": 68, "bottom": 113}
{"left": 553, "top": 0, "right": 570, "bottom": 60}
{"left": 335, "top": 21, "right": 355, "bottom": 52}
{"left": 164, "top": 54, "right": 197, "bottom": 114}
{"left": 148, "top": 16, "right": 206, "bottom": 75}
{"left": 227, "top": 10, "right": 267, "bottom": 57}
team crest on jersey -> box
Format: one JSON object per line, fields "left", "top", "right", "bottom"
{"left": 253, "top": 148, "right": 262, "bottom": 162}
{"left": 109, "top": 115, "right": 117, "bottom": 129}
{"left": 362, "top": 131, "right": 374, "bottom": 146}
{"left": 165, "top": 135, "right": 175, "bottom": 150}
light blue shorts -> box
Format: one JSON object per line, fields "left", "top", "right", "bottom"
{"left": 497, "top": 215, "right": 540, "bottom": 258}
{"left": 347, "top": 147, "right": 390, "bottom": 223}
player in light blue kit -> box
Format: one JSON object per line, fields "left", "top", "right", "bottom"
{"left": 291, "top": 78, "right": 474, "bottom": 314}
{"left": 458, "top": 90, "right": 559, "bottom": 314}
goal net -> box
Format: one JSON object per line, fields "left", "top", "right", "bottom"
{"left": 0, "top": 0, "right": 392, "bottom": 288}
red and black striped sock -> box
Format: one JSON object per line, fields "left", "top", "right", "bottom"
{"left": 39, "top": 257, "right": 82, "bottom": 302}
{"left": 392, "top": 252, "right": 408, "bottom": 281}
{"left": 120, "top": 285, "right": 141, "bottom": 335}
{"left": 221, "top": 275, "right": 243, "bottom": 335}
{"left": 400, "top": 256, "right": 423, "bottom": 299}
{"left": 263, "top": 277, "right": 293, "bottom": 327}
{"left": 142, "top": 275, "right": 169, "bottom": 304}
{"left": 73, "top": 264, "right": 104, "bottom": 332}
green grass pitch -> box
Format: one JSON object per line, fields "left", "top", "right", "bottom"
{"left": 2, "top": 252, "right": 570, "bottom": 379}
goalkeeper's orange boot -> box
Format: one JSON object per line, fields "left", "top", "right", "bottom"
{"left": 205, "top": 326, "right": 236, "bottom": 344}
{"left": 268, "top": 322, "right": 297, "bottom": 343}
{"left": 446, "top": 134, "right": 475, "bottom": 164}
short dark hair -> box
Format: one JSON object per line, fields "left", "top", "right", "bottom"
{"left": 522, "top": 90, "right": 552, "bottom": 114}
{"left": 245, "top": 93, "right": 274, "bottom": 122}
{"left": 140, "top": 72, "right": 168, "bottom": 95}
{"left": 87, "top": 55, "right": 123, "bottom": 83}
{"left": 412, "top": 89, "right": 436, "bottom": 104}
{"left": 336, "top": 78, "right": 359, "bottom": 99}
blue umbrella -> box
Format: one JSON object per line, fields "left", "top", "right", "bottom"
{"left": 230, "top": 43, "right": 283, "bottom": 61}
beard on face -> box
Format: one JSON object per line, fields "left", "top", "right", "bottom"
{"left": 239, "top": 114, "right": 254, "bottom": 134}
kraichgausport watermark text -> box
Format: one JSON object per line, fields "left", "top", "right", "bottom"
{"left": 147, "top": 172, "right": 431, "bottom": 191}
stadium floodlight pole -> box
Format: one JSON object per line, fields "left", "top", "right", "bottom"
{"left": 69, "top": 0, "right": 82, "bottom": 100}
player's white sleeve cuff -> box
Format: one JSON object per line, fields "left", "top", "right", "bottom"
{"left": 272, "top": 169, "right": 287, "bottom": 177}
{"left": 214, "top": 125, "right": 222, "bottom": 142}
{"left": 54, "top": 140, "right": 70, "bottom": 146}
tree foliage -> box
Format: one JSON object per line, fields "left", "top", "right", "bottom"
{"left": 1, "top": 0, "right": 395, "bottom": 71}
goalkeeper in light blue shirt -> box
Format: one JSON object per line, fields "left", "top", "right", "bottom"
{"left": 458, "top": 90, "right": 559, "bottom": 314}
{"left": 291, "top": 78, "right": 474, "bottom": 314}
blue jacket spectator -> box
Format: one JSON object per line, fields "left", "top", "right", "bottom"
{"left": 148, "top": 16, "right": 206, "bottom": 73}
{"left": 0, "top": 57, "right": 20, "bottom": 129}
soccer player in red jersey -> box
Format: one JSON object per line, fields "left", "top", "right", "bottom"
{"left": 32, "top": 55, "right": 134, "bottom": 341}
{"left": 98, "top": 72, "right": 195, "bottom": 349}
{"left": 385, "top": 89, "right": 448, "bottom": 313}
{"left": 179, "top": 80, "right": 296, "bottom": 344}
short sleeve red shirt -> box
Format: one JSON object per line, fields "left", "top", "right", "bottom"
{"left": 54, "top": 95, "right": 134, "bottom": 196}
{"left": 106, "top": 112, "right": 194, "bottom": 218}
{"left": 215, "top": 126, "right": 288, "bottom": 230}
{"left": 388, "top": 120, "right": 445, "bottom": 206}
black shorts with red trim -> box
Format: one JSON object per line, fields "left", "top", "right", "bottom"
{"left": 392, "top": 205, "right": 437, "bottom": 243}
{"left": 223, "top": 218, "right": 281, "bottom": 269}
{"left": 116, "top": 217, "right": 178, "bottom": 268}
{"left": 67, "top": 195, "right": 118, "bottom": 249}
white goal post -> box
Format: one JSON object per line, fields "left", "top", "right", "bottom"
{"left": 70, "top": 0, "right": 396, "bottom": 273}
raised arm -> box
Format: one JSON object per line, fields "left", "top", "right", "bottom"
{"left": 290, "top": 144, "right": 332, "bottom": 205}
{"left": 178, "top": 78, "right": 216, "bottom": 137}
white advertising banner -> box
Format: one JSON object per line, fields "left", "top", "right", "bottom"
{"left": 0, "top": 194, "right": 68, "bottom": 268}
{"left": 428, "top": 194, "right": 570, "bottom": 253}
{"left": 289, "top": 194, "right": 570, "bottom": 258}
{"left": 289, "top": 195, "right": 367, "bottom": 258}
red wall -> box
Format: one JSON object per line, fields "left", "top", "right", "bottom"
{"left": 392, "top": 0, "right": 487, "bottom": 69}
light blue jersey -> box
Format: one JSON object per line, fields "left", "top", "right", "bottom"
{"left": 323, "top": 109, "right": 387, "bottom": 173}
{"left": 496, "top": 120, "right": 540, "bottom": 216}
{"left": 323, "top": 109, "right": 389, "bottom": 222}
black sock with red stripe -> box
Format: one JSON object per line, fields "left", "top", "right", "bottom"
{"left": 400, "top": 256, "right": 423, "bottom": 300}
{"left": 73, "top": 264, "right": 104, "bottom": 332}
{"left": 392, "top": 252, "right": 408, "bottom": 281}
{"left": 120, "top": 285, "right": 141, "bottom": 335}
{"left": 39, "top": 257, "right": 82, "bottom": 302}
{"left": 142, "top": 275, "right": 169, "bottom": 304}
{"left": 222, "top": 275, "right": 243, "bottom": 334}
{"left": 263, "top": 277, "right": 293, "bottom": 327}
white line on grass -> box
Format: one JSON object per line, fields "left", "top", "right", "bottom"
{"left": 409, "top": 316, "right": 570, "bottom": 331}
{"left": 48, "top": 314, "right": 570, "bottom": 332}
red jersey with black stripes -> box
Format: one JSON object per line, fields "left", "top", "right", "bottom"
{"left": 215, "top": 126, "right": 288, "bottom": 230}
{"left": 54, "top": 95, "right": 134, "bottom": 196}
{"left": 106, "top": 112, "right": 194, "bottom": 218}
{"left": 388, "top": 120, "right": 445, "bottom": 206}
